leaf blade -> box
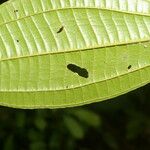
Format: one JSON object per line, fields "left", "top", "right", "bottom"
{"left": 0, "top": 0, "right": 150, "bottom": 108}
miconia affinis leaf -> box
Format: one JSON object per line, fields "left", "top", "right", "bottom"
{"left": 0, "top": 0, "right": 150, "bottom": 108}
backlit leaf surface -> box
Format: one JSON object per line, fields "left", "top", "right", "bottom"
{"left": 0, "top": 0, "right": 150, "bottom": 108}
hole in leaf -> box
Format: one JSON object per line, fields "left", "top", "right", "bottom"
{"left": 0, "top": 0, "right": 8, "bottom": 5}
{"left": 67, "top": 64, "right": 89, "bottom": 78}
{"left": 128, "top": 65, "right": 132, "bottom": 70}
{"left": 14, "top": 10, "right": 18, "bottom": 13}
{"left": 57, "top": 26, "right": 64, "bottom": 33}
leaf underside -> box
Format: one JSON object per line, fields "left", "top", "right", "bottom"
{"left": 0, "top": 0, "right": 150, "bottom": 109}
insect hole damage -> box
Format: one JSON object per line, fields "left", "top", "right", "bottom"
{"left": 14, "top": 10, "right": 18, "bottom": 13}
{"left": 57, "top": 26, "right": 64, "bottom": 33}
{"left": 67, "top": 64, "right": 89, "bottom": 78}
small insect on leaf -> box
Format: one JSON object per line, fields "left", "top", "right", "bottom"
{"left": 57, "top": 26, "right": 64, "bottom": 33}
{"left": 67, "top": 64, "right": 89, "bottom": 78}
{"left": 128, "top": 65, "right": 132, "bottom": 70}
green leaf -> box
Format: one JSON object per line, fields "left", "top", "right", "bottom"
{"left": 0, "top": 0, "right": 150, "bottom": 109}
{"left": 34, "top": 116, "right": 46, "bottom": 131}
{"left": 70, "top": 109, "right": 101, "bottom": 128}
{"left": 64, "top": 116, "right": 84, "bottom": 139}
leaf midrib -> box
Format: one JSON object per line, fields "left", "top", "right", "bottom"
{"left": 0, "top": 39, "right": 150, "bottom": 62}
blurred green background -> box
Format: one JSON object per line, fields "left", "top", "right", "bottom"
{"left": 0, "top": 0, "right": 150, "bottom": 149}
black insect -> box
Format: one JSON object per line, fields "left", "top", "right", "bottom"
{"left": 57, "top": 26, "right": 64, "bottom": 33}
{"left": 67, "top": 64, "right": 89, "bottom": 78}
{"left": 128, "top": 65, "right": 132, "bottom": 70}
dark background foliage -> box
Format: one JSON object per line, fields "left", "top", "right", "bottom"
{"left": 0, "top": 85, "right": 149, "bottom": 150}
{"left": 0, "top": 0, "right": 150, "bottom": 149}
